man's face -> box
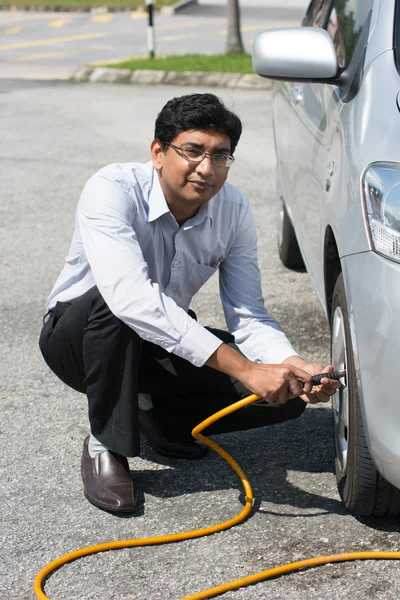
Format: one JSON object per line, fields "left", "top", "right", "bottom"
{"left": 151, "top": 129, "right": 232, "bottom": 222}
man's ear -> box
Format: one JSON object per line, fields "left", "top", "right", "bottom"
{"left": 151, "top": 139, "right": 164, "bottom": 170}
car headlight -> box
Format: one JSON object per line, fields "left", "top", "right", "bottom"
{"left": 362, "top": 163, "right": 400, "bottom": 263}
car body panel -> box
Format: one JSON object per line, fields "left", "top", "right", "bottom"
{"left": 257, "top": 0, "right": 400, "bottom": 491}
{"left": 274, "top": 80, "right": 343, "bottom": 306}
{"left": 365, "top": 0, "right": 394, "bottom": 65}
{"left": 337, "top": 49, "right": 400, "bottom": 254}
{"left": 342, "top": 250, "right": 400, "bottom": 488}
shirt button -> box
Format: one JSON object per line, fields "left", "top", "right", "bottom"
{"left": 173, "top": 261, "right": 179, "bottom": 267}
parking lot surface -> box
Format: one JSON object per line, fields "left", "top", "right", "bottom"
{"left": 1, "top": 80, "right": 400, "bottom": 600}
{"left": 0, "top": 4, "right": 303, "bottom": 79}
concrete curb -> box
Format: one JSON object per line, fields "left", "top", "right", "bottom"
{"left": 72, "top": 66, "right": 273, "bottom": 90}
{"left": 160, "top": 0, "right": 196, "bottom": 15}
{"left": 0, "top": 0, "right": 196, "bottom": 13}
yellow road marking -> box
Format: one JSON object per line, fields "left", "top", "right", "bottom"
{"left": 0, "top": 14, "right": 57, "bottom": 24}
{"left": 48, "top": 19, "right": 71, "bottom": 28}
{"left": 3, "top": 26, "right": 22, "bottom": 35}
{"left": 0, "top": 16, "right": 282, "bottom": 54}
{"left": 156, "top": 19, "right": 225, "bottom": 31}
{"left": 217, "top": 20, "right": 300, "bottom": 35}
{"left": 130, "top": 10, "right": 147, "bottom": 20}
{"left": 91, "top": 14, "right": 114, "bottom": 23}
{"left": 0, "top": 25, "right": 207, "bottom": 52}
{"left": 15, "top": 49, "right": 76, "bottom": 61}
{"left": 242, "top": 20, "right": 299, "bottom": 31}
{"left": 88, "top": 54, "right": 143, "bottom": 65}
{"left": 0, "top": 31, "right": 108, "bottom": 51}
{"left": 157, "top": 32, "right": 202, "bottom": 42}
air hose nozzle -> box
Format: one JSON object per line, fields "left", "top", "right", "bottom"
{"left": 312, "top": 369, "right": 346, "bottom": 386}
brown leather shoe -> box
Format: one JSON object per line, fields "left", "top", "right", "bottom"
{"left": 81, "top": 437, "right": 135, "bottom": 513}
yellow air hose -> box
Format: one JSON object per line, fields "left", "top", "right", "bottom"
{"left": 34, "top": 393, "right": 400, "bottom": 600}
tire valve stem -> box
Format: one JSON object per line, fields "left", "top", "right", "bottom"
{"left": 312, "top": 369, "right": 346, "bottom": 387}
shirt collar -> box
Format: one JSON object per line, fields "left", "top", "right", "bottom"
{"left": 148, "top": 167, "right": 215, "bottom": 226}
{"left": 148, "top": 168, "right": 171, "bottom": 223}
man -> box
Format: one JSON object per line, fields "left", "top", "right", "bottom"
{"left": 39, "top": 93, "right": 338, "bottom": 514}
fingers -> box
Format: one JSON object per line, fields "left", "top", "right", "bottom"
{"left": 301, "top": 383, "right": 339, "bottom": 405}
{"left": 276, "top": 388, "right": 289, "bottom": 404}
{"left": 305, "top": 389, "right": 331, "bottom": 404}
{"left": 268, "top": 362, "right": 343, "bottom": 406}
{"left": 317, "top": 364, "right": 342, "bottom": 396}
{"left": 288, "top": 366, "right": 313, "bottom": 394}
{"left": 266, "top": 367, "right": 312, "bottom": 405}
{"left": 308, "top": 365, "right": 342, "bottom": 404}
{"left": 247, "top": 362, "right": 336, "bottom": 407}
{"left": 318, "top": 377, "right": 341, "bottom": 392}
{"left": 296, "top": 363, "right": 342, "bottom": 405}
{"left": 263, "top": 389, "right": 288, "bottom": 404}
{"left": 311, "top": 364, "right": 334, "bottom": 375}
{"left": 272, "top": 366, "right": 313, "bottom": 404}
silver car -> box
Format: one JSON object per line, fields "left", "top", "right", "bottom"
{"left": 252, "top": 0, "right": 400, "bottom": 517}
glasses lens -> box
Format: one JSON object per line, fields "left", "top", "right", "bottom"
{"left": 213, "top": 155, "right": 234, "bottom": 168}
{"left": 182, "top": 148, "right": 204, "bottom": 162}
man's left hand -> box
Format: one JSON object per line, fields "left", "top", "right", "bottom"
{"left": 282, "top": 356, "right": 341, "bottom": 404}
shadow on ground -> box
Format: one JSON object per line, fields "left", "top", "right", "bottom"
{"left": 134, "top": 405, "right": 345, "bottom": 518}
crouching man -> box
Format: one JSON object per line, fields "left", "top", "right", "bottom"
{"left": 39, "top": 93, "right": 338, "bottom": 513}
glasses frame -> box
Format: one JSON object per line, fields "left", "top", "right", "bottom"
{"left": 164, "top": 142, "right": 235, "bottom": 168}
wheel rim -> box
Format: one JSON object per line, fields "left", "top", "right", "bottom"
{"left": 331, "top": 306, "right": 349, "bottom": 475}
{"left": 276, "top": 195, "right": 284, "bottom": 247}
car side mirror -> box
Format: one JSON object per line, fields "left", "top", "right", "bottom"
{"left": 252, "top": 27, "right": 343, "bottom": 84}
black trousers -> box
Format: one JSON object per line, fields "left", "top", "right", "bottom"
{"left": 39, "top": 286, "right": 306, "bottom": 457}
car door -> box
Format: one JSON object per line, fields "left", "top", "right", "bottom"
{"left": 299, "top": 1, "right": 376, "bottom": 293}
{"left": 276, "top": 0, "right": 375, "bottom": 298}
{"left": 279, "top": 0, "right": 338, "bottom": 294}
{"left": 273, "top": 0, "right": 334, "bottom": 281}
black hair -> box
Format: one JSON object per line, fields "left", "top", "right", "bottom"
{"left": 154, "top": 93, "right": 242, "bottom": 154}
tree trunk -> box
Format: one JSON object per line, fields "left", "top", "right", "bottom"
{"left": 226, "top": 0, "right": 245, "bottom": 54}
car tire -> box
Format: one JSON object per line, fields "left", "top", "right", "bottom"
{"left": 331, "top": 273, "right": 400, "bottom": 517}
{"left": 276, "top": 194, "right": 305, "bottom": 270}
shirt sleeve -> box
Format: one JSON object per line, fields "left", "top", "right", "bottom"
{"left": 77, "top": 175, "right": 222, "bottom": 367}
{"left": 219, "top": 196, "right": 299, "bottom": 364}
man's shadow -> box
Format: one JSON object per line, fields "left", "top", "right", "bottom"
{"left": 132, "top": 406, "right": 346, "bottom": 519}
{"left": 119, "top": 404, "right": 399, "bottom": 532}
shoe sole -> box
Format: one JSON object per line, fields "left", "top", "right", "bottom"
{"left": 83, "top": 489, "right": 136, "bottom": 514}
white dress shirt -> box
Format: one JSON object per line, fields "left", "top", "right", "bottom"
{"left": 46, "top": 162, "right": 298, "bottom": 367}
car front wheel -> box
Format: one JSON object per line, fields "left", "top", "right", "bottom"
{"left": 331, "top": 273, "right": 400, "bottom": 517}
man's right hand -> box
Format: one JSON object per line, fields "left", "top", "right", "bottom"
{"left": 205, "top": 343, "right": 313, "bottom": 405}
{"left": 240, "top": 361, "right": 313, "bottom": 404}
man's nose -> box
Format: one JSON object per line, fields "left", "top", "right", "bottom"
{"left": 195, "top": 155, "right": 214, "bottom": 176}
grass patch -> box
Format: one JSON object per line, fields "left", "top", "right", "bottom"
{"left": 104, "top": 53, "right": 253, "bottom": 73}
{"left": 0, "top": 0, "right": 175, "bottom": 7}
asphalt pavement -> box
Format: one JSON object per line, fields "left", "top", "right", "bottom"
{"left": 1, "top": 80, "right": 400, "bottom": 600}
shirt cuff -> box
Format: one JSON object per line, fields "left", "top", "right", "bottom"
{"left": 251, "top": 339, "right": 299, "bottom": 365}
{"left": 172, "top": 321, "right": 223, "bottom": 367}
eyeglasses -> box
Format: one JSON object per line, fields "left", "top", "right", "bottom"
{"left": 164, "top": 142, "right": 235, "bottom": 168}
